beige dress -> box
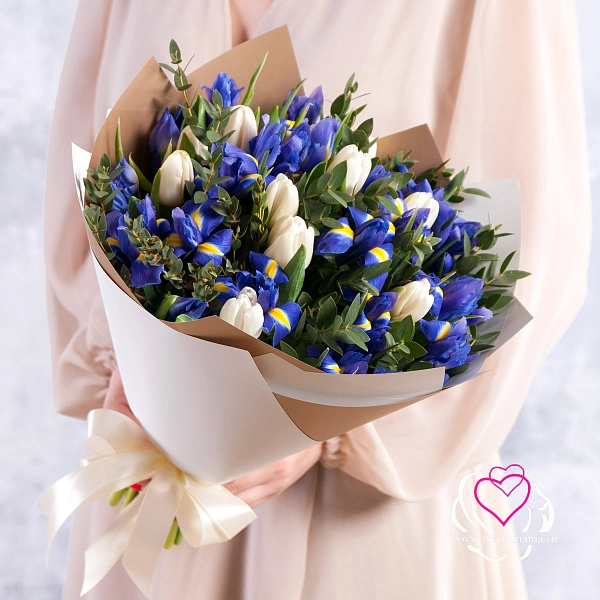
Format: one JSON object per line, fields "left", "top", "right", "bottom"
{"left": 44, "top": 1, "right": 591, "bottom": 598}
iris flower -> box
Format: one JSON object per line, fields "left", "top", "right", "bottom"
{"left": 149, "top": 107, "right": 179, "bottom": 172}
{"left": 110, "top": 157, "right": 139, "bottom": 212}
{"left": 306, "top": 347, "right": 371, "bottom": 375}
{"left": 249, "top": 117, "right": 286, "bottom": 168}
{"left": 105, "top": 198, "right": 167, "bottom": 288}
{"left": 438, "top": 276, "right": 484, "bottom": 321}
{"left": 303, "top": 117, "right": 340, "bottom": 172}
{"left": 203, "top": 72, "right": 243, "bottom": 107}
{"left": 167, "top": 199, "right": 232, "bottom": 266}
{"left": 284, "top": 86, "right": 323, "bottom": 125}
{"left": 419, "top": 317, "right": 475, "bottom": 369}
{"left": 219, "top": 143, "right": 260, "bottom": 195}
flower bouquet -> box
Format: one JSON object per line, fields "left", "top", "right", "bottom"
{"left": 42, "top": 27, "right": 531, "bottom": 596}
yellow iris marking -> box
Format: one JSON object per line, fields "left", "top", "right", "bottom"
{"left": 370, "top": 247, "right": 390, "bottom": 262}
{"left": 330, "top": 364, "right": 342, "bottom": 373}
{"left": 381, "top": 311, "right": 391, "bottom": 321}
{"left": 387, "top": 222, "right": 396, "bottom": 235}
{"left": 337, "top": 225, "right": 354, "bottom": 238}
{"left": 106, "top": 237, "right": 120, "bottom": 247}
{"left": 214, "top": 282, "right": 229, "bottom": 292}
{"left": 197, "top": 242, "right": 223, "bottom": 256}
{"left": 167, "top": 234, "right": 183, "bottom": 247}
{"left": 240, "top": 174, "right": 259, "bottom": 183}
{"left": 192, "top": 208, "right": 203, "bottom": 230}
{"left": 269, "top": 308, "right": 290, "bottom": 328}
{"left": 265, "top": 260, "right": 278, "bottom": 279}
{"left": 435, "top": 322, "right": 451, "bottom": 341}
{"left": 358, "top": 320, "right": 372, "bottom": 330}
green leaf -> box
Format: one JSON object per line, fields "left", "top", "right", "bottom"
{"left": 150, "top": 169, "right": 161, "bottom": 211}
{"left": 328, "top": 161, "right": 347, "bottom": 190}
{"left": 316, "top": 296, "right": 337, "bottom": 329}
{"left": 455, "top": 255, "right": 481, "bottom": 274}
{"left": 279, "top": 341, "right": 299, "bottom": 359}
{"left": 463, "top": 230, "right": 472, "bottom": 257}
{"left": 499, "top": 250, "right": 516, "bottom": 274}
{"left": 320, "top": 218, "right": 344, "bottom": 229}
{"left": 175, "top": 314, "right": 193, "bottom": 322}
{"left": 463, "top": 187, "right": 491, "bottom": 198}
{"left": 169, "top": 39, "right": 182, "bottom": 64}
{"left": 115, "top": 118, "right": 124, "bottom": 163}
{"left": 344, "top": 293, "right": 363, "bottom": 326}
{"left": 155, "top": 295, "right": 178, "bottom": 320}
{"left": 357, "top": 118, "right": 374, "bottom": 137}
{"left": 389, "top": 316, "right": 414, "bottom": 344}
{"left": 501, "top": 269, "right": 530, "bottom": 281}
{"left": 278, "top": 245, "right": 307, "bottom": 304}
{"left": 241, "top": 53, "right": 269, "bottom": 106}
{"left": 378, "top": 194, "right": 402, "bottom": 217}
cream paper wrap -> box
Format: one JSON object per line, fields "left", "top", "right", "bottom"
{"left": 46, "top": 26, "right": 531, "bottom": 598}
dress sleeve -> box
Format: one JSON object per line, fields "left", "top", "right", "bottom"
{"left": 44, "top": 1, "right": 116, "bottom": 419}
{"left": 322, "top": 0, "right": 592, "bottom": 499}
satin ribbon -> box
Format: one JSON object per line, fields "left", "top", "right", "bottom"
{"left": 39, "top": 409, "right": 256, "bottom": 597}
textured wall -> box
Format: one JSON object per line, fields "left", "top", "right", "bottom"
{"left": 0, "top": 1, "right": 597, "bottom": 598}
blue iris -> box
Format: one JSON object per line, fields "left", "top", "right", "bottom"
{"left": 166, "top": 297, "right": 208, "bottom": 321}
{"left": 438, "top": 276, "right": 484, "bottom": 321}
{"left": 271, "top": 122, "right": 311, "bottom": 176}
{"left": 284, "top": 86, "right": 323, "bottom": 125}
{"left": 149, "top": 107, "right": 179, "bottom": 173}
{"left": 249, "top": 117, "right": 286, "bottom": 168}
{"left": 219, "top": 143, "right": 260, "bottom": 195}
{"left": 419, "top": 317, "right": 475, "bottom": 369}
{"left": 306, "top": 347, "right": 371, "bottom": 374}
{"left": 105, "top": 200, "right": 166, "bottom": 288}
{"left": 168, "top": 199, "right": 232, "bottom": 266}
{"left": 110, "top": 157, "right": 139, "bottom": 212}
{"left": 303, "top": 117, "right": 340, "bottom": 172}
{"left": 203, "top": 72, "right": 243, "bottom": 107}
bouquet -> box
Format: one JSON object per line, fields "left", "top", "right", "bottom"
{"left": 42, "top": 27, "right": 531, "bottom": 596}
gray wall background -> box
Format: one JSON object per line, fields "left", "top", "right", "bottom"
{"left": 0, "top": 1, "right": 597, "bottom": 598}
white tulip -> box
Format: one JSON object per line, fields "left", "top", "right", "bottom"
{"left": 327, "top": 144, "right": 372, "bottom": 195}
{"left": 390, "top": 279, "right": 434, "bottom": 322}
{"left": 176, "top": 125, "right": 206, "bottom": 156}
{"left": 404, "top": 191, "right": 440, "bottom": 228}
{"left": 158, "top": 150, "right": 194, "bottom": 207}
{"left": 266, "top": 174, "right": 299, "bottom": 229}
{"left": 265, "top": 216, "right": 314, "bottom": 269}
{"left": 222, "top": 105, "right": 257, "bottom": 152}
{"left": 219, "top": 287, "right": 264, "bottom": 338}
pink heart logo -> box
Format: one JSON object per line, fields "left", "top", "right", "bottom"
{"left": 474, "top": 464, "right": 531, "bottom": 526}
{"left": 489, "top": 464, "right": 526, "bottom": 496}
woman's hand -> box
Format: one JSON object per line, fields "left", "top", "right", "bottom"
{"left": 104, "top": 367, "right": 324, "bottom": 509}
{"left": 223, "top": 443, "right": 324, "bottom": 509}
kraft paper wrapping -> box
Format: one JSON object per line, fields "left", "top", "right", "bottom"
{"left": 75, "top": 26, "right": 531, "bottom": 484}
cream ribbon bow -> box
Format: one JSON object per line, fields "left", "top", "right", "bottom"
{"left": 39, "top": 409, "right": 256, "bottom": 597}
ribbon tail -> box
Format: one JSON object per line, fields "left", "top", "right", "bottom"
{"left": 81, "top": 498, "right": 142, "bottom": 596}
{"left": 178, "top": 478, "right": 256, "bottom": 547}
{"left": 121, "top": 465, "right": 183, "bottom": 597}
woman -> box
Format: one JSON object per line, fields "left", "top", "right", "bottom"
{"left": 45, "top": 1, "right": 591, "bottom": 598}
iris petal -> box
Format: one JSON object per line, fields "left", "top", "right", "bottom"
{"left": 263, "top": 302, "right": 302, "bottom": 346}
{"left": 193, "top": 229, "right": 233, "bottom": 266}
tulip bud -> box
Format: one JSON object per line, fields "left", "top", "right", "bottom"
{"left": 327, "top": 144, "right": 372, "bottom": 195}
{"left": 404, "top": 191, "right": 440, "bottom": 228}
{"left": 219, "top": 287, "right": 264, "bottom": 338}
{"left": 223, "top": 105, "right": 258, "bottom": 152}
{"left": 158, "top": 150, "right": 194, "bottom": 208}
{"left": 176, "top": 126, "right": 206, "bottom": 156}
{"left": 390, "top": 279, "right": 434, "bottom": 322}
{"left": 265, "top": 216, "right": 314, "bottom": 269}
{"left": 266, "top": 174, "right": 299, "bottom": 229}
